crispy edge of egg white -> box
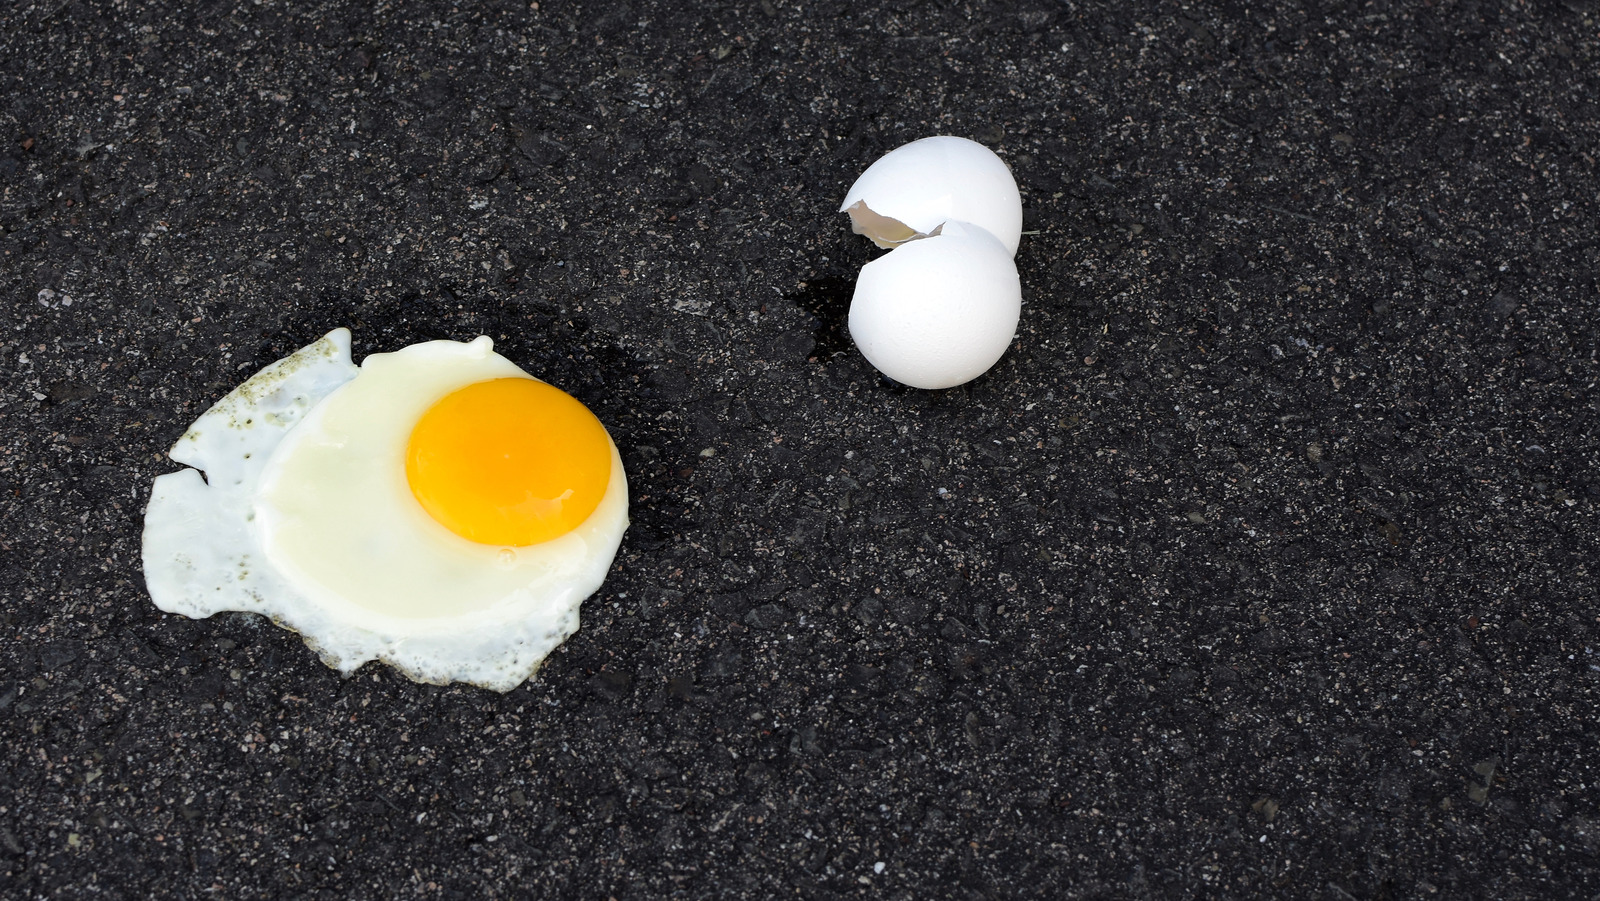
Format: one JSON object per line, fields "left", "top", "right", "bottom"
{"left": 141, "top": 327, "right": 361, "bottom": 646}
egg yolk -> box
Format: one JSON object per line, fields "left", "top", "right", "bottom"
{"left": 405, "top": 378, "right": 611, "bottom": 547}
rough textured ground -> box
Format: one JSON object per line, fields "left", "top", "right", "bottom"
{"left": 3, "top": 0, "right": 1599, "bottom": 898}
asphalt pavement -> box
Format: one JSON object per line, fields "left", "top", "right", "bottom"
{"left": 2, "top": 0, "right": 1598, "bottom": 897}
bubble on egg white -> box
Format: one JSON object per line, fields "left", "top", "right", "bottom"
{"left": 838, "top": 135, "right": 1023, "bottom": 257}
{"left": 846, "top": 220, "right": 1021, "bottom": 390}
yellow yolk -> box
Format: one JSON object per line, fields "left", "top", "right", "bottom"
{"left": 405, "top": 378, "right": 611, "bottom": 547}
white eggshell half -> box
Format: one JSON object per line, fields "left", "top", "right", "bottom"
{"left": 847, "top": 221, "right": 1021, "bottom": 390}
{"left": 839, "top": 135, "right": 1023, "bottom": 257}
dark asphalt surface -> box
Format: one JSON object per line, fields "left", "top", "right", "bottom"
{"left": 4, "top": 1, "right": 1599, "bottom": 898}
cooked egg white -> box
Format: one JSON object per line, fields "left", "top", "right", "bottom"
{"left": 141, "top": 329, "right": 629, "bottom": 691}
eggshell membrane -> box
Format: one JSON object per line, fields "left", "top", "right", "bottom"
{"left": 839, "top": 135, "right": 1023, "bottom": 257}
{"left": 141, "top": 329, "right": 629, "bottom": 691}
{"left": 847, "top": 221, "right": 1021, "bottom": 389}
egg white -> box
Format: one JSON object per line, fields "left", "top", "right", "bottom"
{"left": 141, "top": 328, "right": 629, "bottom": 691}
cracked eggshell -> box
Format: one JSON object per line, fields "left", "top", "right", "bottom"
{"left": 847, "top": 221, "right": 1021, "bottom": 390}
{"left": 839, "top": 135, "right": 1023, "bottom": 257}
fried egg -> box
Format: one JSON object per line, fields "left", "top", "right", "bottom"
{"left": 141, "top": 329, "right": 629, "bottom": 691}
